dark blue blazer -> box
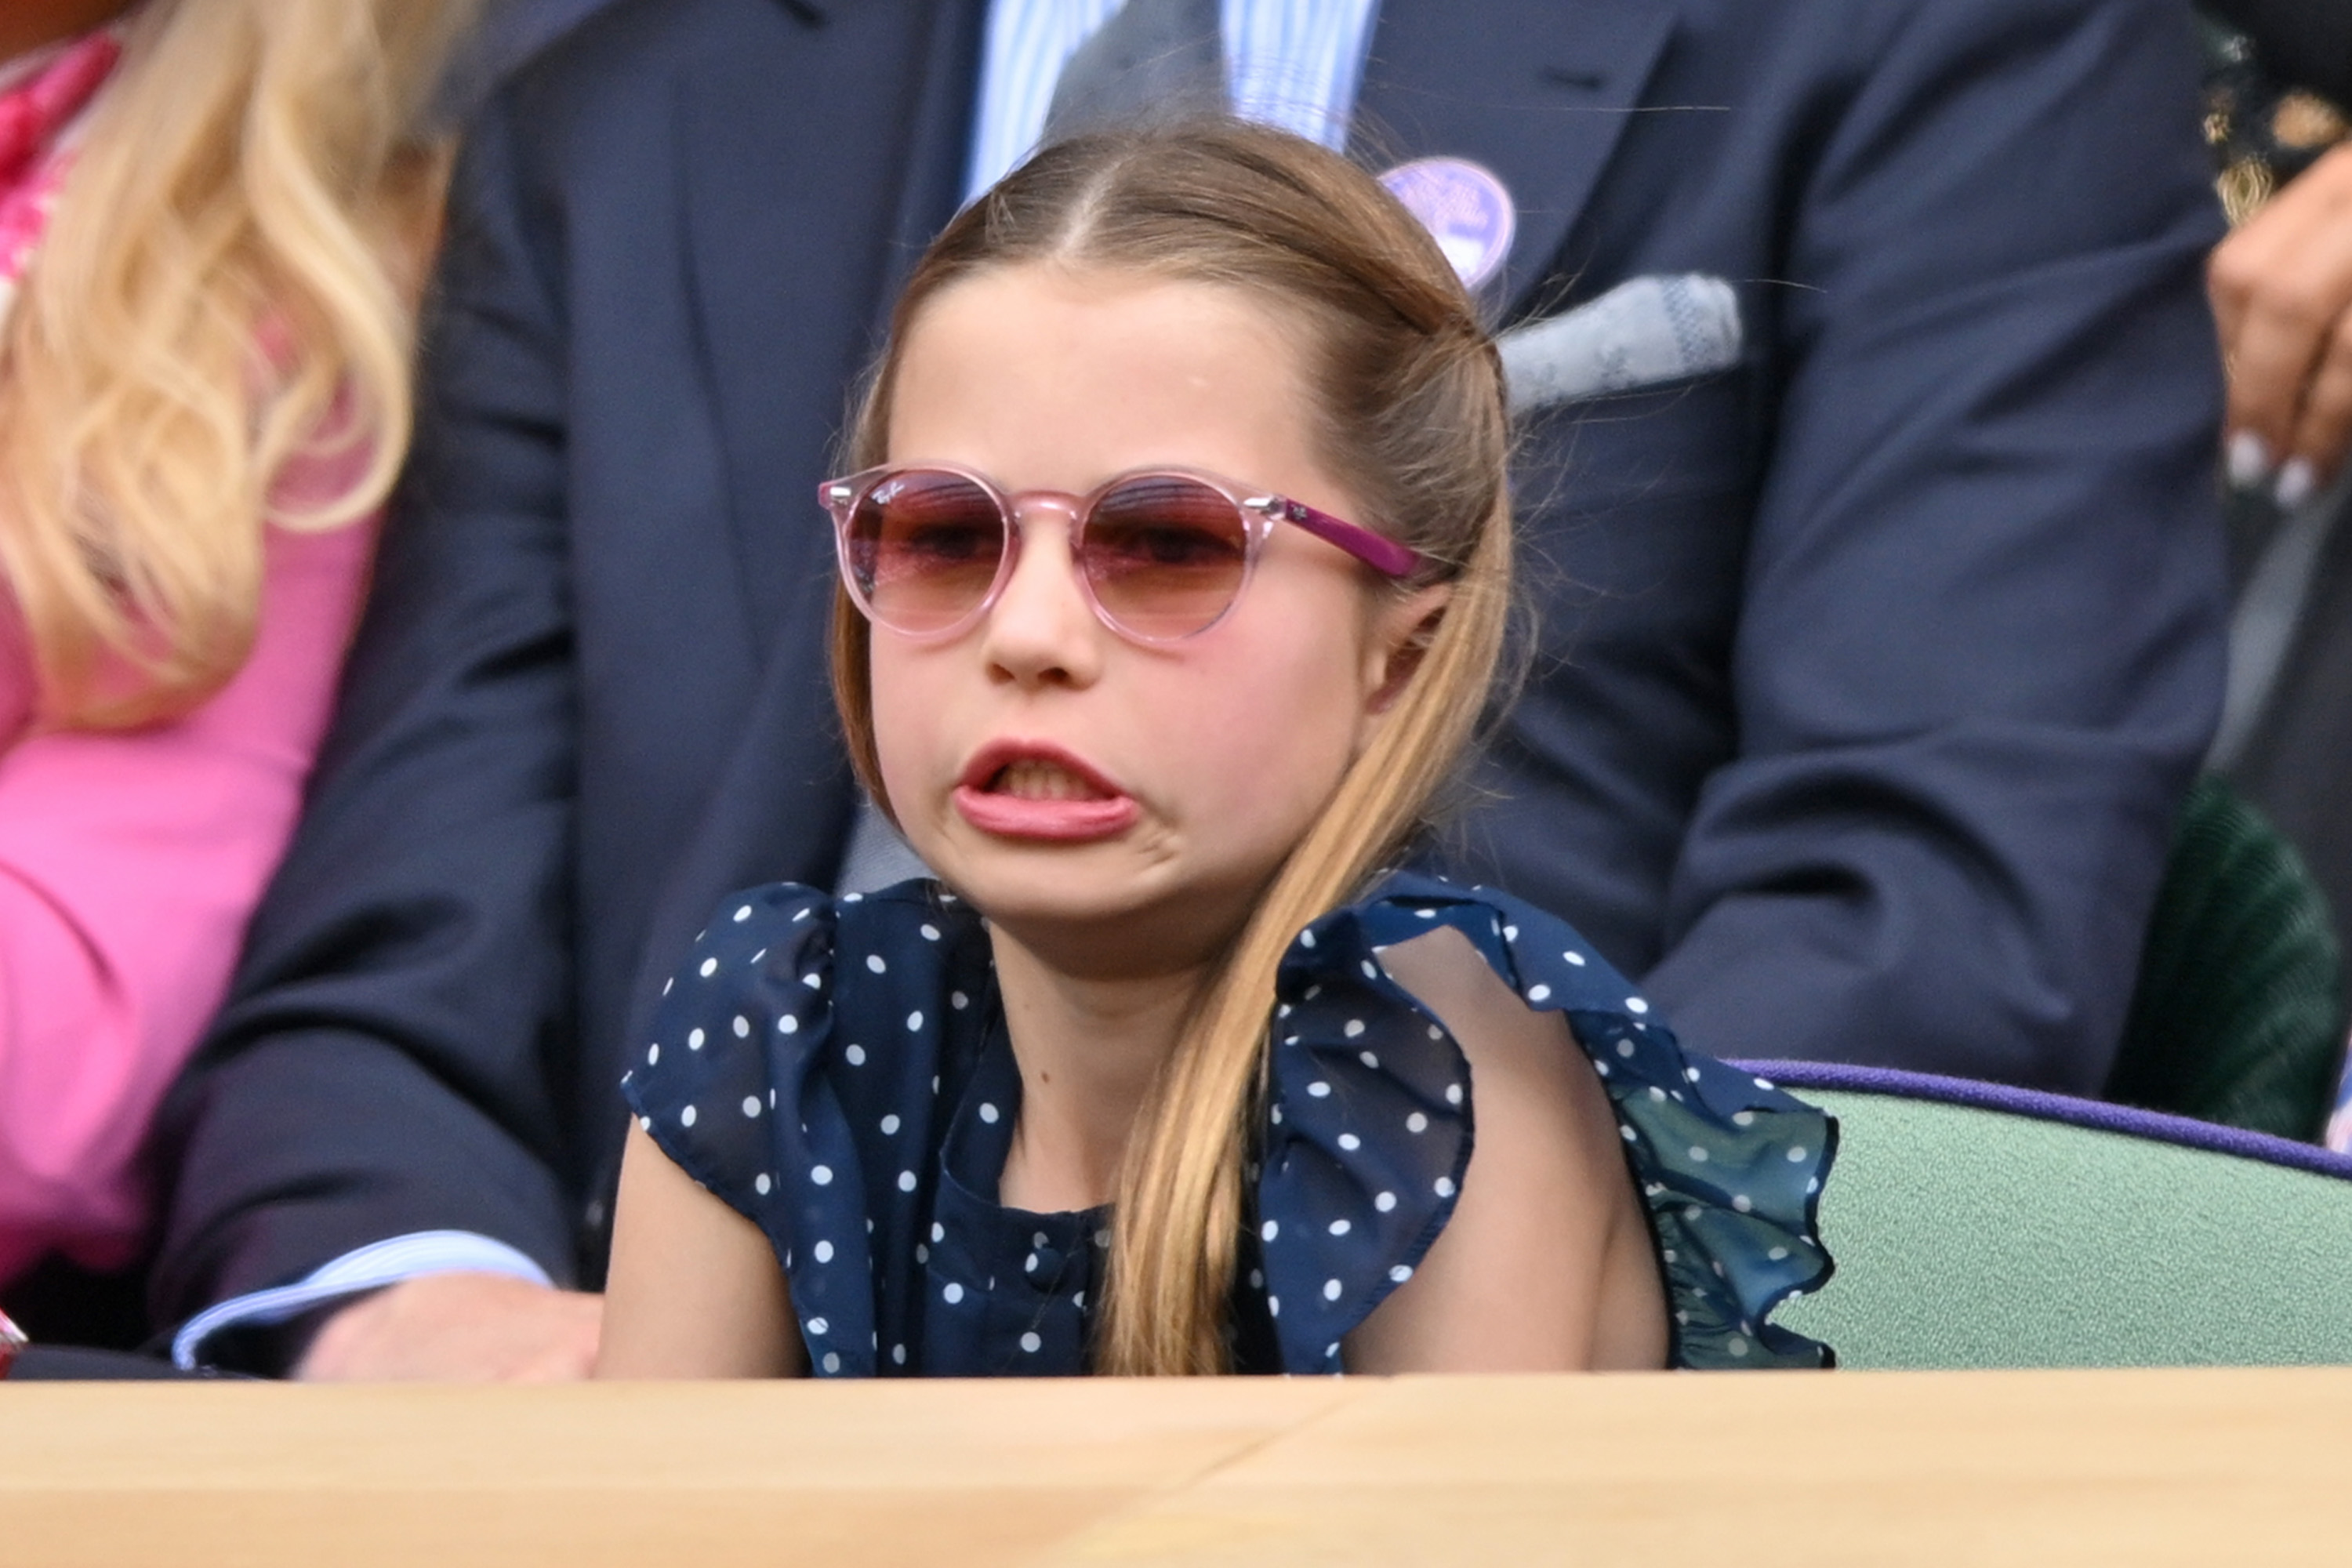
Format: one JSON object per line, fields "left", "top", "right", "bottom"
{"left": 151, "top": 0, "right": 2227, "bottom": 1318}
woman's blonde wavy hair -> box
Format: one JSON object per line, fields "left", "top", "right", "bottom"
{"left": 833, "top": 122, "right": 1516, "bottom": 1374}
{"left": 0, "top": 0, "right": 480, "bottom": 728}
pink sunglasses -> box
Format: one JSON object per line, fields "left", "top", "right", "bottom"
{"left": 822, "top": 464, "right": 1426, "bottom": 644}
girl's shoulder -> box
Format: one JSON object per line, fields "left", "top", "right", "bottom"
{"left": 619, "top": 878, "right": 989, "bottom": 1225}
{"left": 1252, "top": 870, "right": 1838, "bottom": 1372}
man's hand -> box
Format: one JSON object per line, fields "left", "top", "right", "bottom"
{"left": 2212, "top": 143, "right": 2352, "bottom": 508}
{"left": 296, "top": 1272, "right": 602, "bottom": 1382}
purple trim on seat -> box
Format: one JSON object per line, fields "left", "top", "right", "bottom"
{"left": 1732, "top": 1059, "right": 2352, "bottom": 1182}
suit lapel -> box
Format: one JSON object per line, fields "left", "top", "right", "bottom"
{"left": 1352, "top": 0, "right": 1677, "bottom": 318}
{"left": 676, "top": 0, "right": 983, "bottom": 660}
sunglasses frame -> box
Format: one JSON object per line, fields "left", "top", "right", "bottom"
{"left": 821, "top": 463, "right": 1428, "bottom": 645}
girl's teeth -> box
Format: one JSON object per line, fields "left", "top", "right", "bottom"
{"left": 996, "top": 760, "right": 1100, "bottom": 800}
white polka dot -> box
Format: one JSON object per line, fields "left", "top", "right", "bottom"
{"left": 1435, "top": 1175, "right": 1457, "bottom": 1198}
{"left": 880, "top": 1114, "right": 901, "bottom": 1134}
{"left": 1661, "top": 1248, "right": 1678, "bottom": 1264}
{"left": 1788, "top": 1145, "right": 1809, "bottom": 1162}
{"left": 813, "top": 1240, "right": 834, "bottom": 1263}
{"left": 1445, "top": 1083, "right": 1463, "bottom": 1105}
{"left": 979, "top": 1102, "right": 1000, "bottom": 1123}
{"left": 687, "top": 1028, "right": 706, "bottom": 1051}
{"left": 1020, "top": 1331, "right": 1042, "bottom": 1353}
{"left": 699, "top": 957, "right": 718, "bottom": 978}
{"left": 1388, "top": 1265, "right": 1413, "bottom": 1284}
{"left": 915, "top": 1244, "right": 929, "bottom": 1263}
{"left": 822, "top": 1352, "right": 841, "bottom": 1374}
{"left": 1073, "top": 1291, "right": 1086, "bottom": 1308}
{"left": 811, "top": 1164, "right": 833, "bottom": 1185}
{"left": 1733, "top": 1111, "right": 1755, "bottom": 1127}
{"left": 951, "top": 991, "right": 970, "bottom": 1010}
{"left": 1374, "top": 1189, "right": 1398, "bottom": 1213}
{"left": 1755, "top": 1077, "right": 1777, "bottom": 1091}
{"left": 1504, "top": 925, "right": 1519, "bottom": 942}
{"left": 1415, "top": 907, "right": 1435, "bottom": 920}
{"left": 680, "top": 1105, "right": 698, "bottom": 1127}
{"left": 1649, "top": 1087, "right": 1667, "bottom": 1102}
{"left": 793, "top": 908, "right": 811, "bottom": 923}
{"left": 1360, "top": 960, "right": 1377, "bottom": 979}
{"left": 742, "top": 1096, "right": 762, "bottom": 1118}
{"left": 1625, "top": 997, "right": 1649, "bottom": 1014}
{"left": 803, "top": 974, "right": 822, "bottom": 989}
{"left": 1807, "top": 1177, "right": 1820, "bottom": 1194}
{"left": 1565, "top": 951, "right": 1586, "bottom": 966}
{"left": 732, "top": 1014, "right": 750, "bottom": 1039}
{"left": 662, "top": 978, "right": 673, "bottom": 996}
{"left": 1686, "top": 1067, "right": 1702, "bottom": 1083}
{"left": 1621, "top": 1126, "right": 1637, "bottom": 1142}
{"left": 638, "top": 1116, "right": 651, "bottom": 1131}
{"left": 1024, "top": 1251, "right": 1040, "bottom": 1273}
{"left": 1033, "top": 1232, "right": 1048, "bottom": 1249}
{"left": 907, "top": 1011, "right": 924, "bottom": 1032}
{"left": 1406, "top": 1112, "right": 1428, "bottom": 1134}
{"left": 1617, "top": 1039, "right": 1635, "bottom": 1058}
{"left": 1727, "top": 1337, "right": 1749, "bottom": 1359}
{"left": 779, "top": 1016, "right": 799, "bottom": 1036}
{"left": 1338, "top": 1133, "right": 1361, "bottom": 1151}
{"left": 1769, "top": 1247, "right": 1790, "bottom": 1261}
{"left": 808, "top": 1316, "right": 829, "bottom": 1335}
{"left": 1323, "top": 1279, "right": 1342, "bottom": 1301}
{"left": 1689, "top": 1145, "right": 1709, "bottom": 1163}
{"left": 1344, "top": 1019, "right": 1367, "bottom": 1038}
{"left": 733, "top": 905, "right": 753, "bottom": 923}
{"left": 942, "top": 1282, "right": 964, "bottom": 1304}
{"left": 931, "top": 1223, "right": 945, "bottom": 1243}
{"left": 920, "top": 924, "right": 941, "bottom": 942}
{"left": 1262, "top": 1218, "right": 1281, "bottom": 1243}
{"left": 1733, "top": 1194, "right": 1752, "bottom": 1213}
{"left": 1305, "top": 985, "right": 1322, "bottom": 1000}
{"left": 1269, "top": 1296, "right": 1281, "bottom": 1317}
{"left": 1249, "top": 1269, "right": 1264, "bottom": 1288}
{"left": 897, "top": 1171, "right": 916, "bottom": 1192}
{"left": 1526, "top": 984, "right": 1552, "bottom": 1003}
{"left": 754, "top": 1173, "right": 771, "bottom": 1196}
{"left": 1308, "top": 1080, "right": 1331, "bottom": 1098}
{"left": 891, "top": 1344, "right": 906, "bottom": 1365}
{"left": 1329, "top": 1218, "right": 1352, "bottom": 1237}
{"left": 646, "top": 1043, "right": 661, "bottom": 1065}
{"left": 1428, "top": 1025, "right": 1443, "bottom": 1040}
{"left": 866, "top": 954, "right": 887, "bottom": 974}
{"left": 1270, "top": 1104, "right": 1284, "bottom": 1124}
{"left": 844, "top": 1044, "right": 867, "bottom": 1066}
{"left": 1358, "top": 1051, "right": 1379, "bottom": 1069}
{"left": 840, "top": 892, "right": 862, "bottom": 904}
{"left": 1684, "top": 1206, "right": 1701, "bottom": 1221}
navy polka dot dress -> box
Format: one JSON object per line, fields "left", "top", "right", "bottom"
{"left": 621, "top": 873, "right": 1837, "bottom": 1376}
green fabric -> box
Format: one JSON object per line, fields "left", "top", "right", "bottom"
{"left": 2107, "top": 775, "right": 2345, "bottom": 1141}
{"left": 1773, "top": 1088, "right": 2352, "bottom": 1368}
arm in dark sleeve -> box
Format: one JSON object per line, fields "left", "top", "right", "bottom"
{"left": 2204, "top": 0, "right": 2352, "bottom": 105}
{"left": 1642, "top": 0, "right": 2230, "bottom": 1093}
{"left": 148, "top": 86, "right": 587, "bottom": 1323}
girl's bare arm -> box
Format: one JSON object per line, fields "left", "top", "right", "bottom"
{"left": 595, "top": 1122, "right": 805, "bottom": 1378}
{"left": 1345, "top": 927, "right": 1668, "bottom": 1373}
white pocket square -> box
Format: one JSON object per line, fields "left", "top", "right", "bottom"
{"left": 1497, "top": 274, "right": 1743, "bottom": 416}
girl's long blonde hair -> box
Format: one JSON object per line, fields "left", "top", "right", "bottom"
{"left": 834, "top": 122, "right": 1516, "bottom": 1374}
{"left": 0, "top": 0, "right": 480, "bottom": 728}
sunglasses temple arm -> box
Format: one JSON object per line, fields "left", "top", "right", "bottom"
{"left": 1276, "top": 498, "right": 1427, "bottom": 579}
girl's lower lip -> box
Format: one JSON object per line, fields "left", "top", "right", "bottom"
{"left": 952, "top": 784, "right": 1141, "bottom": 842}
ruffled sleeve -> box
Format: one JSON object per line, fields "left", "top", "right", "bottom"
{"left": 620, "top": 881, "right": 887, "bottom": 1374}
{"left": 1254, "top": 872, "right": 1836, "bottom": 1373}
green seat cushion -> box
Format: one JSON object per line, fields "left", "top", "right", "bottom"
{"left": 1772, "top": 1087, "right": 2352, "bottom": 1368}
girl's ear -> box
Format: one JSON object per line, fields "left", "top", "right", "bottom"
{"left": 1365, "top": 584, "right": 1452, "bottom": 716}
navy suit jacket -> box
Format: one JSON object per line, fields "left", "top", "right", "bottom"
{"left": 151, "top": 0, "right": 2227, "bottom": 1319}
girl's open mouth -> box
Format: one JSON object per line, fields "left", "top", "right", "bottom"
{"left": 953, "top": 742, "right": 1141, "bottom": 841}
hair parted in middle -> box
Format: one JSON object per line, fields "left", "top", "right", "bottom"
{"left": 831, "top": 119, "right": 1515, "bottom": 1375}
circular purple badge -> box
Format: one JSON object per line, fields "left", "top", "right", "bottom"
{"left": 1378, "top": 157, "right": 1518, "bottom": 292}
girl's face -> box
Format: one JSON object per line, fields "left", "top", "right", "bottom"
{"left": 873, "top": 263, "right": 1436, "bottom": 975}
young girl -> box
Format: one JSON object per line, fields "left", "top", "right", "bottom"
{"left": 0, "top": 0, "right": 476, "bottom": 1298}
{"left": 598, "top": 122, "right": 1834, "bottom": 1378}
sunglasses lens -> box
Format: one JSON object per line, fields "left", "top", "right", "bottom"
{"left": 845, "top": 470, "right": 1005, "bottom": 634}
{"left": 1082, "top": 476, "right": 1251, "bottom": 639}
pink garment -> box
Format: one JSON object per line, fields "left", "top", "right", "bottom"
{"left": 0, "top": 495, "right": 377, "bottom": 1287}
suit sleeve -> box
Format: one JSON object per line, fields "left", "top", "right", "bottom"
{"left": 148, "top": 89, "right": 589, "bottom": 1325}
{"left": 1640, "top": 0, "right": 2230, "bottom": 1092}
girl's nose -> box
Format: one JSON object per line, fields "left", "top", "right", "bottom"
{"left": 977, "top": 504, "right": 1105, "bottom": 688}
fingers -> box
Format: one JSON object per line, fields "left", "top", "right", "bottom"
{"left": 2211, "top": 144, "right": 2352, "bottom": 499}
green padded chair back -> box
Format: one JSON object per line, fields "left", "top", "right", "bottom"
{"left": 2109, "top": 775, "right": 2346, "bottom": 1140}
{"left": 1766, "top": 1076, "right": 2352, "bottom": 1369}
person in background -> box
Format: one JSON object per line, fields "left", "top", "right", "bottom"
{"left": 0, "top": 0, "right": 478, "bottom": 1334}
{"left": 153, "top": 0, "right": 2225, "bottom": 1380}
